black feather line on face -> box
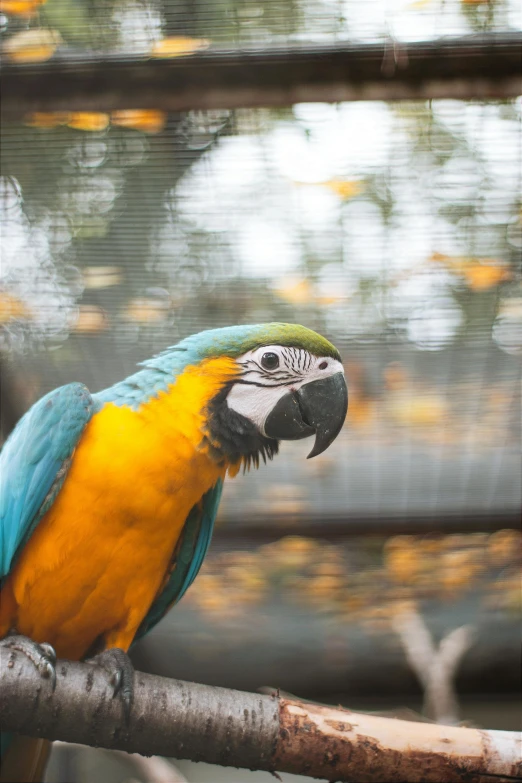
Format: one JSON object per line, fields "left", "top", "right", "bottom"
{"left": 203, "top": 383, "right": 279, "bottom": 468}
{"left": 231, "top": 378, "right": 297, "bottom": 389}
{"left": 238, "top": 348, "right": 312, "bottom": 384}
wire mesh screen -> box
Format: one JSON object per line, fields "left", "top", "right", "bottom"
{"left": 1, "top": 100, "right": 521, "bottom": 523}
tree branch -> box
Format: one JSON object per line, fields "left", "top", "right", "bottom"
{"left": 1, "top": 34, "right": 521, "bottom": 118}
{"left": 392, "top": 607, "right": 475, "bottom": 725}
{"left": 1, "top": 651, "right": 521, "bottom": 782}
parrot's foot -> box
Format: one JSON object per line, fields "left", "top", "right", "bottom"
{"left": 89, "top": 648, "right": 134, "bottom": 721}
{"left": 0, "top": 633, "right": 57, "bottom": 689}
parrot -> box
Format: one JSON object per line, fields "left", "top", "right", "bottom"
{"left": 0, "top": 322, "right": 348, "bottom": 782}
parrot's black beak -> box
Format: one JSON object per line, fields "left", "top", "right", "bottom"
{"left": 264, "top": 372, "right": 348, "bottom": 458}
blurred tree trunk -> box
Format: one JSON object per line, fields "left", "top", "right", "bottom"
{"left": 0, "top": 357, "right": 24, "bottom": 443}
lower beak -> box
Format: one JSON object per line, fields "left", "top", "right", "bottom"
{"left": 264, "top": 372, "right": 348, "bottom": 458}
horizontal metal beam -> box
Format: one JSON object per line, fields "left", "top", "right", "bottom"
{"left": 1, "top": 33, "right": 521, "bottom": 117}
{"left": 212, "top": 511, "right": 522, "bottom": 543}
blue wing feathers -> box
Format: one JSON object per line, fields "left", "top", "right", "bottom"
{"left": 182, "top": 480, "right": 223, "bottom": 594}
{"left": 0, "top": 383, "right": 96, "bottom": 578}
{"left": 134, "top": 479, "right": 223, "bottom": 641}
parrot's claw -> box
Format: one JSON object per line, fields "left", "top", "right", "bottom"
{"left": 0, "top": 634, "right": 57, "bottom": 690}
{"left": 89, "top": 648, "right": 134, "bottom": 721}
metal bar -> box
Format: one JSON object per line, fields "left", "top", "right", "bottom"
{"left": 1, "top": 33, "right": 521, "bottom": 117}
{"left": 212, "top": 511, "right": 522, "bottom": 543}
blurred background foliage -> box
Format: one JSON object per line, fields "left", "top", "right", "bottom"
{"left": 1, "top": 0, "right": 521, "bottom": 779}
{"left": 2, "top": 98, "right": 520, "bottom": 519}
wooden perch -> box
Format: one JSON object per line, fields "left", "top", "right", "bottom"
{"left": 1, "top": 33, "right": 521, "bottom": 118}
{"left": 1, "top": 651, "right": 521, "bottom": 782}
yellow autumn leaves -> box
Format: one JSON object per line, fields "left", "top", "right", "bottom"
{"left": 0, "top": 0, "right": 45, "bottom": 18}
{"left": 0, "top": 267, "right": 171, "bottom": 336}
{"left": 410, "top": 0, "right": 494, "bottom": 7}
{"left": 273, "top": 252, "right": 510, "bottom": 313}
{"left": 2, "top": 28, "right": 62, "bottom": 62}
{"left": 430, "top": 252, "right": 511, "bottom": 292}
{"left": 293, "top": 179, "right": 365, "bottom": 201}
{"left": 184, "top": 530, "right": 522, "bottom": 631}
{"left": 149, "top": 37, "right": 209, "bottom": 57}
{"left": 3, "top": 27, "right": 210, "bottom": 64}
{"left": 24, "top": 110, "right": 168, "bottom": 134}
{"left": 70, "top": 298, "right": 171, "bottom": 334}
{"left": 383, "top": 530, "right": 521, "bottom": 612}
{"left": 0, "top": 292, "right": 32, "bottom": 323}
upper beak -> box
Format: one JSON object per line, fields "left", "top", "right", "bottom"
{"left": 264, "top": 372, "right": 348, "bottom": 458}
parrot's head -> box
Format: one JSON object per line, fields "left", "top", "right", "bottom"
{"left": 184, "top": 323, "right": 348, "bottom": 470}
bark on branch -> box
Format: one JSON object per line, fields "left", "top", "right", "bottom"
{"left": 1, "top": 33, "right": 521, "bottom": 118}
{"left": 1, "top": 650, "right": 521, "bottom": 782}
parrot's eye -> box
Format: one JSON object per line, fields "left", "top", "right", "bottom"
{"left": 261, "top": 352, "right": 280, "bottom": 370}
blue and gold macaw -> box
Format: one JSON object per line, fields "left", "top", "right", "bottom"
{"left": 0, "top": 323, "right": 347, "bottom": 781}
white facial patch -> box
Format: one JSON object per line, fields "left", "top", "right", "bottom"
{"left": 226, "top": 345, "right": 344, "bottom": 435}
